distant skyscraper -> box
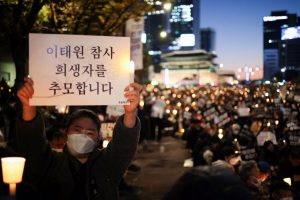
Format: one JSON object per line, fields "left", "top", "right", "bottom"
{"left": 169, "top": 0, "right": 200, "bottom": 50}
{"left": 200, "top": 28, "right": 216, "bottom": 52}
{"left": 280, "top": 25, "right": 300, "bottom": 81}
{"left": 263, "top": 10, "right": 300, "bottom": 80}
{"left": 144, "top": 0, "right": 201, "bottom": 72}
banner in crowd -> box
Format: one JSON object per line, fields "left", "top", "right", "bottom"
{"left": 286, "top": 123, "right": 300, "bottom": 146}
{"left": 203, "top": 106, "right": 218, "bottom": 122}
{"left": 126, "top": 17, "right": 144, "bottom": 70}
{"left": 239, "top": 145, "right": 257, "bottom": 161}
{"left": 29, "top": 33, "right": 132, "bottom": 105}
{"left": 216, "top": 112, "right": 231, "bottom": 127}
{"left": 256, "top": 131, "right": 277, "bottom": 146}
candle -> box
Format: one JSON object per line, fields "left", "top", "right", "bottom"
{"left": 128, "top": 60, "right": 135, "bottom": 83}
{"left": 1, "top": 157, "right": 26, "bottom": 196}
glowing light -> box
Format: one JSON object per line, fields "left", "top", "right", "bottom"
{"left": 218, "top": 129, "right": 223, "bottom": 134}
{"left": 139, "top": 100, "right": 144, "bottom": 107}
{"left": 1, "top": 157, "right": 26, "bottom": 196}
{"left": 283, "top": 178, "right": 291, "bottom": 186}
{"left": 218, "top": 133, "right": 224, "bottom": 140}
{"left": 163, "top": 2, "right": 172, "bottom": 11}
{"left": 263, "top": 16, "right": 288, "bottom": 22}
{"left": 151, "top": 80, "right": 159, "bottom": 85}
{"left": 172, "top": 109, "right": 178, "bottom": 115}
{"left": 160, "top": 31, "right": 167, "bottom": 38}
{"left": 102, "top": 140, "right": 109, "bottom": 148}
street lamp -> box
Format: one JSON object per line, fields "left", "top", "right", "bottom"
{"left": 163, "top": 2, "right": 172, "bottom": 11}
{"left": 160, "top": 31, "right": 167, "bottom": 38}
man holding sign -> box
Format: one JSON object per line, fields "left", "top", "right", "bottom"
{"left": 16, "top": 77, "right": 141, "bottom": 200}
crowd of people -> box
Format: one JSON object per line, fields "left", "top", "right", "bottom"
{"left": 1, "top": 77, "right": 300, "bottom": 199}
{"left": 140, "top": 81, "right": 300, "bottom": 200}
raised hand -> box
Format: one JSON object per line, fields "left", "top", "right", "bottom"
{"left": 16, "top": 77, "right": 36, "bottom": 121}
{"left": 123, "top": 83, "right": 142, "bottom": 128}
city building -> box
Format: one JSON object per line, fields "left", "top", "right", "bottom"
{"left": 148, "top": 49, "right": 227, "bottom": 86}
{"left": 200, "top": 28, "right": 216, "bottom": 52}
{"left": 144, "top": 0, "right": 201, "bottom": 72}
{"left": 280, "top": 26, "right": 300, "bottom": 81}
{"left": 263, "top": 10, "right": 300, "bottom": 80}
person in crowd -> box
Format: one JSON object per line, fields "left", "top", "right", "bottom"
{"left": 277, "top": 147, "right": 300, "bottom": 200}
{"left": 163, "top": 165, "right": 251, "bottom": 200}
{"left": 212, "top": 144, "right": 240, "bottom": 171}
{"left": 238, "top": 160, "right": 270, "bottom": 200}
{"left": 270, "top": 179, "right": 294, "bottom": 200}
{"left": 149, "top": 94, "right": 166, "bottom": 141}
{"left": 192, "top": 128, "right": 221, "bottom": 166}
{"left": 259, "top": 140, "right": 281, "bottom": 170}
{"left": 257, "top": 161, "right": 271, "bottom": 182}
{"left": 15, "top": 77, "right": 141, "bottom": 200}
{"left": 185, "top": 118, "right": 202, "bottom": 151}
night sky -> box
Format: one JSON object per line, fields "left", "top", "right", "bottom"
{"left": 201, "top": 0, "right": 300, "bottom": 75}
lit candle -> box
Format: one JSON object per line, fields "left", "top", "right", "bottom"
{"left": 283, "top": 177, "right": 292, "bottom": 186}
{"left": 1, "top": 157, "right": 26, "bottom": 196}
{"left": 218, "top": 129, "right": 224, "bottom": 139}
{"left": 128, "top": 60, "right": 135, "bottom": 83}
{"left": 102, "top": 140, "right": 109, "bottom": 148}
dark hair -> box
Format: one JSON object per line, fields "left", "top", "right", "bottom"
{"left": 257, "top": 161, "right": 271, "bottom": 173}
{"left": 65, "top": 109, "right": 101, "bottom": 133}
{"left": 163, "top": 165, "right": 251, "bottom": 200}
{"left": 219, "top": 145, "right": 236, "bottom": 159}
{"left": 263, "top": 140, "right": 274, "bottom": 149}
{"left": 46, "top": 123, "right": 65, "bottom": 141}
{"left": 238, "top": 160, "right": 257, "bottom": 182}
{"left": 289, "top": 146, "right": 300, "bottom": 159}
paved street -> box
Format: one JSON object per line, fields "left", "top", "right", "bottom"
{"left": 120, "top": 136, "right": 191, "bottom": 200}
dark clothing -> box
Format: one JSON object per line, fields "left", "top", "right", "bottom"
{"left": 163, "top": 166, "right": 251, "bottom": 200}
{"left": 16, "top": 112, "right": 140, "bottom": 200}
{"left": 278, "top": 157, "right": 300, "bottom": 200}
{"left": 258, "top": 148, "right": 281, "bottom": 167}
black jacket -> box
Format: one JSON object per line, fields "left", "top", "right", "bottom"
{"left": 16, "top": 112, "right": 140, "bottom": 200}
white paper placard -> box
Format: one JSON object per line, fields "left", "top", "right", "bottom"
{"left": 256, "top": 131, "right": 278, "bottom": 146}
{"left": 29, "top": 33, "right": 133, "bottom": 105}
{"left": 238, "top": 107, "right": 250, "bottom": 117}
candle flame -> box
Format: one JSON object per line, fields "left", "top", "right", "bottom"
{"left": 129, "top": 60, "right": 135, "bottom": 72}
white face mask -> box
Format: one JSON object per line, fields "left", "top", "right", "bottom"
{"left": 67, "top": 134, "right": 96, "bottom": 156}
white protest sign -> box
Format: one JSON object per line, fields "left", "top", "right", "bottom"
{"left": 238, "top": 107, "right": 250, "bottom": 117}
{"left": 256, "top": 131, "right": 278, "bottom": 146}
{"left": 29, "top": 33, "right": 133, "bottom": 105}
